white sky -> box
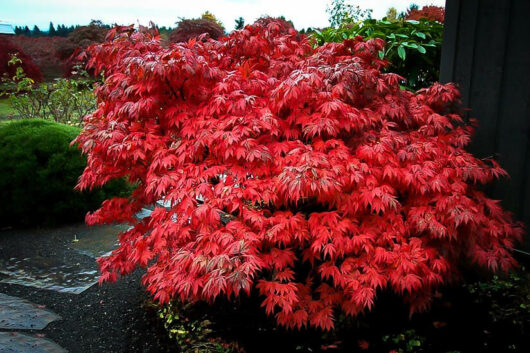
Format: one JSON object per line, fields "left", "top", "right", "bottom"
{"left": 1, "top": 0, "right": 446, "bottom": 31}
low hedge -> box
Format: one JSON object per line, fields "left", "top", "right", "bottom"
{"left": 0, "top": 119, "right": 129, "bottom": 227}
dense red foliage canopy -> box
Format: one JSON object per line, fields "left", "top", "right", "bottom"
{"left": 76, "top": 22, "right": 523, "bottom": 330}
{"left": 0, "top": 36, "right": 43, "bottom": 81}
{"left": 169, "top": 19, "right": 225, "bottom": 43}
{"left": 405, "top": 6, "right": 445, "bottom": 23}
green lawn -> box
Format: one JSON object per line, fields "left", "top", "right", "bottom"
{"left": 0, "top": 98, "right": 17, "bottom": 120}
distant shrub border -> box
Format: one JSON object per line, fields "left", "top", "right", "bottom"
{"left": 0, "top": 119, "right": 129, "bottom": 228}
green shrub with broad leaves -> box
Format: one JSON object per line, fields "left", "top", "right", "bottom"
{"left": 0, "top": 119, "right": 129, "bottom": 227}
{"left": 311, "top": 19, "right": 443, "bottom": 90}
{"left": 1, "top": 55, "right": 97, "bottom": 126}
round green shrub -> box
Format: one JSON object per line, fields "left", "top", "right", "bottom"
{"left": 0, "top": 119, "right": 129, "bottom": 227}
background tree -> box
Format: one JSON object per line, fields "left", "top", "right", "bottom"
{"left": 32, "top": 25, "right": 42, "bottom": 37}
{"left": 53, "top": 21, "right": 108, "bottom": 76}
{"left": 201, "top": 11, "right": 225, "bottom": 32}
{"left": 0, "top": 38, "right": 43, "bottom": 81}
{"left": 156, "top": 25, "right": 173, "bottom": 45}
{"left": 55, "top": 24, "right": 76, "bottom": 37}
{"left": 235, "top": 17, "right": 245, "bottom": 30}
{"left": 48, "top": 22, "right": 57, "bottom": 36}
{"left": 169, "top": 18, "right": 225, "bottom": 43}
{"left": 56, "top": 24, "right": 66, "bottom": 36}
{"left": 405, "top": 5, "right": 445, "bottom": 23}
{"left": 327, "top": 0, "right": 372, "bottom": 28}
{"left": 56, "top": 21, "right": 108, "bottom": 60}
{"left": 385, "top": 7, "right": 399, "bottom": 22}
{"left": 255, "top": 15, "right": 294, "bottom": 32}
{"left": 14, "top": 35, "right": 70, "bottom": 79}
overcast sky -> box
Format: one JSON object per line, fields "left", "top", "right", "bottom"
{"left": 0, "top": 0, "right": 446, "bottom": 31}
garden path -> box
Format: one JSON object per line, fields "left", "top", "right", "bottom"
{"left": 0, "top": 208, "right": 171, "bottom": 352}
{"left": 0, "top": 223, "right": 126, "bottom": 352}
{"left": 0, "top": 293, "right": 65, "bottom": 352}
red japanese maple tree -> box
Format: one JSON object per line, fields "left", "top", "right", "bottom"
{"left": 75, "top": 22, "right": 523, "bottom": 330}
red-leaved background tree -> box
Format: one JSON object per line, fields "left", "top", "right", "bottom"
{"left": 405, "top": 5, "right": 445, "bottom": 23}
{"left": 0, "top": 36, "right": 43, "bottom": 81}
{"left": 169, "top": 18, "right": 225, "bottom": 43}
{"left": 14, "top": 35, "right": 70, "bottom": 79}
{"left": 75, "top": 21, "right": 523, "bottom": 330}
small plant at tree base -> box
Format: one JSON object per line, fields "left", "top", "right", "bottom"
{"left": 77, "top": 22, "right": 523, "bottom": 331}
{"left": 158, "top": 301, "right": 244, "bottom": 353}
{"left": 382, "top": 329, "right": 424, "bottom": 353}
{"left": 466, "top": 268, "right": 530, "bottom": 335}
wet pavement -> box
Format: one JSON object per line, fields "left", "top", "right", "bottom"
{"left": 0, "top": 211, "right": 158, "bottom": 352}
{"left": 0, "top": 223, "right": 131, "bottom": 352}
{"left": 0, "top": 223, "right": 131, "bottom": 351}
{"left": 0, "top": 332, "right": 67, "bottom": 353}
{"left": 0, "top": 293, "right": 65, "bottom": 352}
{"left": 0, "top": 293, "right": 60, "bottom": 330}
{"left": 0, "top": 224, "right": 128, "bottom": 294}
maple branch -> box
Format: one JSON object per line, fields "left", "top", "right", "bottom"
{"left": 164, "top": 77, "right": 180, "bottom": 101}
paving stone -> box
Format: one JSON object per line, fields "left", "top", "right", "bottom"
{"left": 0, "top": 293, "right": 60, "bottom": 330}
{"left": 0, "top": 332, "right": 67, "bottom": 353}
{"left": 135, "top": 208, "right": 152, "bottom": 220}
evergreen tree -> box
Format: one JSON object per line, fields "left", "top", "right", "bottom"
{"left": 23, "top": 26, "right": 31, "bottom": 36}
{"left": 32, "top": 25, "right": 42, "bottom": 37}
{"left": 48, "top": 22, "right": 56, "bottom": 36}
{"left": 235, "top": 17, "right": 245, "bottom": 30}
